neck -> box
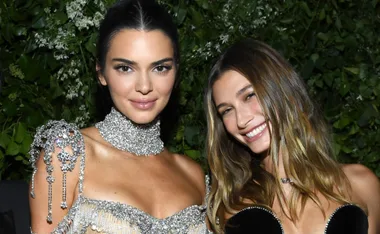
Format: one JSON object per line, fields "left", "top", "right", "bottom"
{"left": 262, "top": 152, "right": 290, "bottom": 182}
{"left": 95, "top": 107, "right": 164, "bottom": 156}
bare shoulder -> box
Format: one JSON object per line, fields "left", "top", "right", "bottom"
{"left": 342, "top": 164, "right": 380, "bottom": 234}
{"left": 172, "top": 153, "right": 206, "bottom": 190}
{"left": 342, "top": 164, "right": 379, "bottom": 190}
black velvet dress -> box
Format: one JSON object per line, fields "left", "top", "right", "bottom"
{"left": 225, "top": 204, "right": 368, "bottom": 234}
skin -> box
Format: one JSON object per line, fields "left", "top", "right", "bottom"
{"left": 212, "top": 69, "right": 380, "bottom": 234}
{"left": 30, "top": 29, "right": 206, "bottom": 232}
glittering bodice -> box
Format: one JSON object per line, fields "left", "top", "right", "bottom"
{"left": 29, "top": 120, "right": 211, "bottom": 234}
{"left": 55, "top": 195, "right": 210, "bottom": 234}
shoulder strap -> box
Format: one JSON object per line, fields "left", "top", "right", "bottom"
{"left": 29, "top": 120, "right": 85, "bottom": 223}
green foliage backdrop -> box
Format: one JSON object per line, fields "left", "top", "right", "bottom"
{"left": 0, "top": 0, "right": 379, "bottom": 180}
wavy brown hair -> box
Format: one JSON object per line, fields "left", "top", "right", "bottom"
{"left": 205, "top": 39, "right": 351, "bottom": 233}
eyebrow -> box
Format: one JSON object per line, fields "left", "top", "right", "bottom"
{"left": 215, "top": 84, "right": 253, "bottom": 111}
{"left": 111, "top": 57, "right": 174, "bottom": 67}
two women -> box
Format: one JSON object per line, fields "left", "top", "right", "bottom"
{"left": 205, "top": 39, "right": 380, "bottom": 234}
{"left": 29, "top": 0, "right": 209, "bottom": 233}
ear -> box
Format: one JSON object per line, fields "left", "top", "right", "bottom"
{"left": 96, "top": 63, "right": 107, "bottom": 86}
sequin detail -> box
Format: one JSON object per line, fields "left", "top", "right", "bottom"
{"left": 95, "top": 108, "right": 164, "bottom": 156}
{"left": 29, "top": 120, "right": 85, "bottom": 223}
{"left": 52, "top": 195, "right": 211, "bottom": 233}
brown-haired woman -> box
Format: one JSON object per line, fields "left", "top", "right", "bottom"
{"left": 205, "top": 38, "right": 380, "bottom": 234}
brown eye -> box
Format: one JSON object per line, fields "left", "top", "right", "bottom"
{"left": 115, "top": 65, "right": 132, "bottom": 73}
{"left": 153, "top": 65, "right": 172, "bottom": 74}
{"left": 220, "top": 108, "right": 232, "bottom": 116}
{"left": 246, "top": 92, "right": 256, "bottom": 100}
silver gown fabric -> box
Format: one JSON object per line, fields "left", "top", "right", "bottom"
{"left": 30, "top": 120, "right": 211, "bottom": 234}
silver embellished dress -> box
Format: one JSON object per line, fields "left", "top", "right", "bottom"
{"left": 29, "top": 120, "right": 211, "bottom": 234}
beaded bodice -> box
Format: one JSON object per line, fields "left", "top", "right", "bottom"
{"left": 29, "top": 120, "right": 211, "bottom": 234}
{"left": 54, "top": 195, "right": 210, "bottom": 233}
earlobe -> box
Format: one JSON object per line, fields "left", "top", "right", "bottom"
{"left": 96, "top": 63, "right": 107, "bottom": 86}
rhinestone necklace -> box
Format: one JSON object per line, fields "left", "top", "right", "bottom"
{"left": 95, "top": 108, "right": 164, "bottom": 156}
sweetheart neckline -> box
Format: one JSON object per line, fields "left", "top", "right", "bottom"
{"left": 229, "top": 203, "right": 366, "bottom": 234}
{"left": 77, "top": 195, "right": 206, "bottom": 221}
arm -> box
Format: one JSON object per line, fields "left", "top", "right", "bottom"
{"left": 29, "top": 120, "right": 84, "bottom": 233}
{"left": 344, "top": 164, "right": 380, "bottom": 234}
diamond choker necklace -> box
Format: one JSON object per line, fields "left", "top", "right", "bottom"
{"left": 95, "top": 108, "right": 164, "bottom": 156}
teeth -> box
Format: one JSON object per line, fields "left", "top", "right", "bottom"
{"left": 246, "top": 124, "right": 266, "bottom": 138}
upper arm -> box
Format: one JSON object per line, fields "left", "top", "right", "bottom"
{"left": 29, "top": 120, "right": 84, "bottom": 233}
{"left": 344, "top": 164, "right": 380, "bottom": 234}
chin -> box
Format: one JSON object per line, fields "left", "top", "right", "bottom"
{"left": 129, "top": 115, "right": 158, "bottom": 125}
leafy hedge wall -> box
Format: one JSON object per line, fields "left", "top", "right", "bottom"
{"left": 0, "top": 0, "right": 379, "bottom": 180}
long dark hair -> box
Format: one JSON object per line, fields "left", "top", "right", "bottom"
{"left": 95, "top": 0, "right": 180, "bottom": 143}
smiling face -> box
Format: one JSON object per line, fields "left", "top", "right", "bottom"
{"left": 212, "top": 70, "right": 271, "bottom": 154}
{"left": 98, "top": 29, "right": 176, "bottom": 124}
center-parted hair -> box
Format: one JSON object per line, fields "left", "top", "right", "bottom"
{"left": 205, "top": 39, "right": 351, "bottom": 233}
{"left": 95, "top": 0, "right": 180, "bottom": 143}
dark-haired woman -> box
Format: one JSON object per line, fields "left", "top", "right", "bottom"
{"left": 29, "top": 0, "right": 210, "bottom": 233}
{"left": 205, "top": 39, "right": 380, "bottom": 234}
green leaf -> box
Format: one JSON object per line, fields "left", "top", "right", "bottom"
{"left": 344, "top": 67, "right": 359, "bottom": 75}
{"left": 85, "top": 33, "right": 98, "bottom": 57}
{"left": 20, "top": 133, "right": 33, "bottom": 155}
{"left": 15, "top": 155, "right": 25, "bottom": 161}
{"left": 358, "top": 105, "right": 377, "bottom": 127}
{"left": 14, "top": 123, "right": 27, "bottom": 143}
{"left": 0, "top": 133, "right": 11, "bottom": 149}
{"left": 184, "top": 149, "right": 201, "bottom": 160}
{"left": 319, "top": 9, "right": 326, "bottom": 21}
{"left": 333, "top": 116, "right": 351, "bottom": 129}
{"left": 2, "top": 101, "right": 18, "bottom": 117}
{"left": 189, "top": 7, "right": 203, "bottom": 26}
{"left": 176, "top": 8, "right": 187, "bottom": 25}
{"left": 332, "top": 141, "right": 341, "bottom": 157}
{"left": 311, "top": 53, "right": 319, "bottom": 63}
{"left": 317, "top": 32, "right": 329, "bottom": 42}
{"left": 300, "top": 2, "right": 312, "bottom": 17}
{"left": 359, "top": 84, "right": 372, "bottom": 98}
{"left": 184, "top": 126, "right": 199, "bottom": 146}
{"left": 335, "top": 17, "right": 342, "bottom": 30}
{"left": 6, "top": 141, "right": 20, "bottom": 156}
{"left": 280, "top": 18, "right": 293, "bottom": 24}
{"left": 13, "top": 27, "right": 27, "bottom": 37}
{"left": 32, "top": 16, "right": 47, "bottom": 29}
{"left": 52, "top": 11, "right": 68, "bottom": 24}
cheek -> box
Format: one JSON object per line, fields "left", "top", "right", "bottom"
{"left": 106, "top": 73, "right": 135, "bottom": 92}
{"left": 155, "top": 76, "right": 176, "bottom": 96}
{"left": 222, "top": 117, "right": 236, "bottom": 135}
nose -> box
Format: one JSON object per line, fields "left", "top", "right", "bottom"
{"left": 135, "top": 73, "right": 153, "bottom": 94}
{"left": 236, "top": 107, "right": 252, "bottom": 129}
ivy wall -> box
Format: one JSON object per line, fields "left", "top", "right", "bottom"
{"left": 0, "top": 0, "right": 379, "bottom": 180}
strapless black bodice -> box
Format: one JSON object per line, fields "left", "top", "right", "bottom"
{"left": 225, "top": 204, "right": 368, "bottom": 234}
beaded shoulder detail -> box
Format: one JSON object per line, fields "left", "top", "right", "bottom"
{"left": 29, "top": 120, "right": 85, "bottom": 223}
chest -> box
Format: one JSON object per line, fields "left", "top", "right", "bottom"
{"left": 79, "top": 153, "right": 203, "bottom": 219}
{"left": 225, "top": 204, "right": 368, "bottom": 234}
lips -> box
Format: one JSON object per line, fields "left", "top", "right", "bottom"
{"left": 130, "top": 99, "right": 157, "bottom": 110}
{"left": 242, "top": 122, "right": 267, "bottom": 142}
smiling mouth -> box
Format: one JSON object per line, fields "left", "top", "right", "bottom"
{"left": 246, "top": 123, "right": 267, "bottom": 138}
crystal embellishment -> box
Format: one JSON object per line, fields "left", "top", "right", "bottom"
{"left": 95, "top": 108, "right": 164, "bottom": 156}
{"left": 29, "top": 120, "right": 85, "bottom": 223}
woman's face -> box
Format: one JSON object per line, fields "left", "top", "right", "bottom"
{"left": 212, "top": 70, "right": 270, "bottom": 154}
{"left": 98, "top": 29, "right": 176, "bottom": 124}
